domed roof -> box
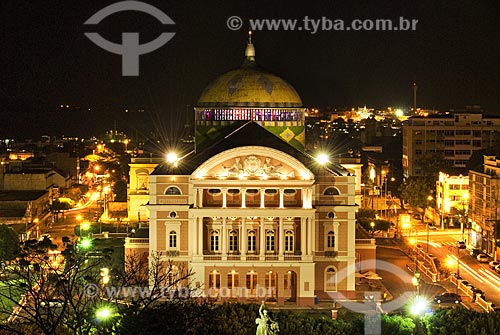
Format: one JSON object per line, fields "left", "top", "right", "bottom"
{"left": 197, "top": 40, "right": 302, "bottom": 108}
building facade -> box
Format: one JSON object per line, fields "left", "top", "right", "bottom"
{"left": 125, "top": 37, "right": 374, "bottom": 305}
{"left": 403, "top": 112, "right": 500, "bottom": 177}
{"left": 468, "top": 156, "right": 500, "bottom": 260}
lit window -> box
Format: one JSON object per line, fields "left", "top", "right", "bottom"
{"left": 246, "top": 271, "right": 258, "bottom": 298}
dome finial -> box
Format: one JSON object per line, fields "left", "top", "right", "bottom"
{"left": 245, "top": 30, "right": 255, "bottom": 61}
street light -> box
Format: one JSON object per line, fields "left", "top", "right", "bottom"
{"left": 447, "top": 246, "right": 460, "bottom": 293}
{"left": 412, "top": 270, "right": 421, "bottom": 296}
{"left": 461, "top": 192, "right": 469, "bottom": 241}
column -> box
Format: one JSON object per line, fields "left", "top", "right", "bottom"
{"left": 197, "top": 217, "right": 203, "bottom": 256}
{"left": 260, "top": 188, "right": 265, "bottom": 208}
{"left": 260, "top": 217, "right": 265, "bottom": 260}
{"left": 301, "top": 188, "right": 306, "bottom": 208}
{"left": 241, "top": 188, "right": 246, "bottom": 208}
{"left": 307, "top": 217, "right": 312, "bottom": 256}
{"left": 300, "top": 217, "right": 306, "bottom": 256}
{"left": 222, "top": 217, "right": 227, "bottom": 258}
{"left": 241, "top": 217, "right": 247, "bottom": 259}
{"left": 198, "top": 188, "right": 203, "bottom": 208}
{"left": 279, "top": 217, "right": 284, "bottom": 259}
{"left": 310, "top": 216, "right": 315, "bottom": 255}
{"left": 222, "top": 188, "right": 227, "bottom": 208}
{"left": 279, "top": 188, "right": 284, "bottom": 208}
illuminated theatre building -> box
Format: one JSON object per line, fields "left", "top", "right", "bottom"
{"left": 126, "top": 36, "right": 373, "bottom": 305}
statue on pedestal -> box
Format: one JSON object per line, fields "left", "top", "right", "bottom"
{"left": 256, "top": 302, "right": 279, "bottom": 335}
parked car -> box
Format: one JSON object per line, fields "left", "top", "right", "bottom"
{"left": 427, "top": 222, "right": 437, "bottom": 230}
{"left": 477, "top": 253, "right": 489, "bottom": 263}
{"left": 434, "top": 292, "right": 462, "bottom": 304}
{"left": 470, "top": 248, "right": 481, "bottom": 257}
{"left": 457, "top": 241, "right": 466, "bottom": 249}
{"left": 489, "top": 261, "right": 500, "bottom": 269}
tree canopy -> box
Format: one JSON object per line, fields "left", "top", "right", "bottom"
{"left": 0, "top": 224, "right": 20, "bottom": 262}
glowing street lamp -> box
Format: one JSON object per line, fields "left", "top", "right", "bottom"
{"left": 95, "top": 306, "right": 113, "bottom": 320}
{"left": 316, "top": 153, "right": 330, "bottom": 165}
{"left": 79, "top": 237, "right": 92, "bottom": 249}
{"left": 166, "top": 152, "right": 178, "bottom": 164}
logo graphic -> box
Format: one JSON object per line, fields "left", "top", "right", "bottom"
{"left": 84, "top": 1, "right": 175, "bottom": 76}
{"left": 331, "top": 260, "right": 418, "bottom": 335}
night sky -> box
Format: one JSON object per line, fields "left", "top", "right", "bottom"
{"left": 1, "top": 0, "right": 498, "bottom": 139}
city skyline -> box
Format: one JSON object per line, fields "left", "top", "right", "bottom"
{"left": 1, "top": 0, "right": 498, "bottom": 138}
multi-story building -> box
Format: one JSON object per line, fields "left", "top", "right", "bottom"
{"left": 125, "top": 37, "right": 374, "bottom": 305}
{"left": 469, "top": 156, "right": 500, "bottom": 260}
{"left": 436, "top": 172, "right": 469, "bottom": 229}
{"left": 403, "top": 111, "right": 500, "bottom": 177}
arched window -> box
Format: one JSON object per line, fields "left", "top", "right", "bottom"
{"left": 324, "top": 187, "right": 340, "bottom": 195}
{"left": 167, "top": 264, "right": 179, "bottom": 287}
{"left": 325, "top": 267, "right": 337, "bottom": 291}
{"left": 165, "top": 186, "right": 181, "bottom": 195}
{"left": 247, "top": 230, "right": 256, "bottom": 252}
{"left": 327, "top": 231, "right": 335, "bottom": 249}
{"left": 265, "top": 271, "right": 277, "bottom": 298}
{"left": 265, "top": 189, "right": 277, "bottom": 195}
{"left": 228, "top": 271, "right": 240, "bottom": 297}
{"left": 169, "top": 231, "right": 177, "bottom": 248}
{"left": 229, "top": 230, "right": 238, "bottom": 252}
{"left": 210, "top": 230, "right": 220, "bottom": 252}
{"left": 283, "top": 189, "right": 296, "bottom": 196}
{"left": 285, "top": 230, "right": 294, "bottom": 252}
{"left": 246, "top": 271, "right": 258, "bottom": 298}
{"left": 208, "top": 189, "right": 221, "bottom": 195}
{"left": 208, "top": 270, "right": 221, "bottom": 297}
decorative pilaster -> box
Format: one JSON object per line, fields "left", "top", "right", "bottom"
{"left": 279, "top": 188, "right": 284, "bottom": 208}
{"left": 241, "top": 217, "right": 247, "bottom": 259}
{"left": 222, "top": 188, "right": 227, "bottom": 208}
{"left": 279, "top": 217, "right": 284, "bottom": 260}
{"left": 222, "top": 217, "right": 227, "bottom": 259}
{"left": 260, "top": 189, "right": 265, "bottom": 208}
{"left": 260, "top": 217, "right": 265, "bottom": 260}
{"left": 241, "top": 188, "right": 246, "bottom": 208}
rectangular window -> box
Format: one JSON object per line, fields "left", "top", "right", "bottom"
{"left": 266, "top": 234, "right": 275, "bottom": 252}
{"left": 169, "top": 233, "right": 177, "bottom": 248}
{"left": 210, "top": 235, "right": 219, "bottom": 252}
{"left": 248, "top": 234, "right": 256, "bottom": 252}
{"left": 285, "top": 234, "right": 293, "bottom": 252}
{"left": 327, "top": 234, "right": 335, "bottom": 248}
{"left": 229, "top": 234, "right": 238, "bottom": 252}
